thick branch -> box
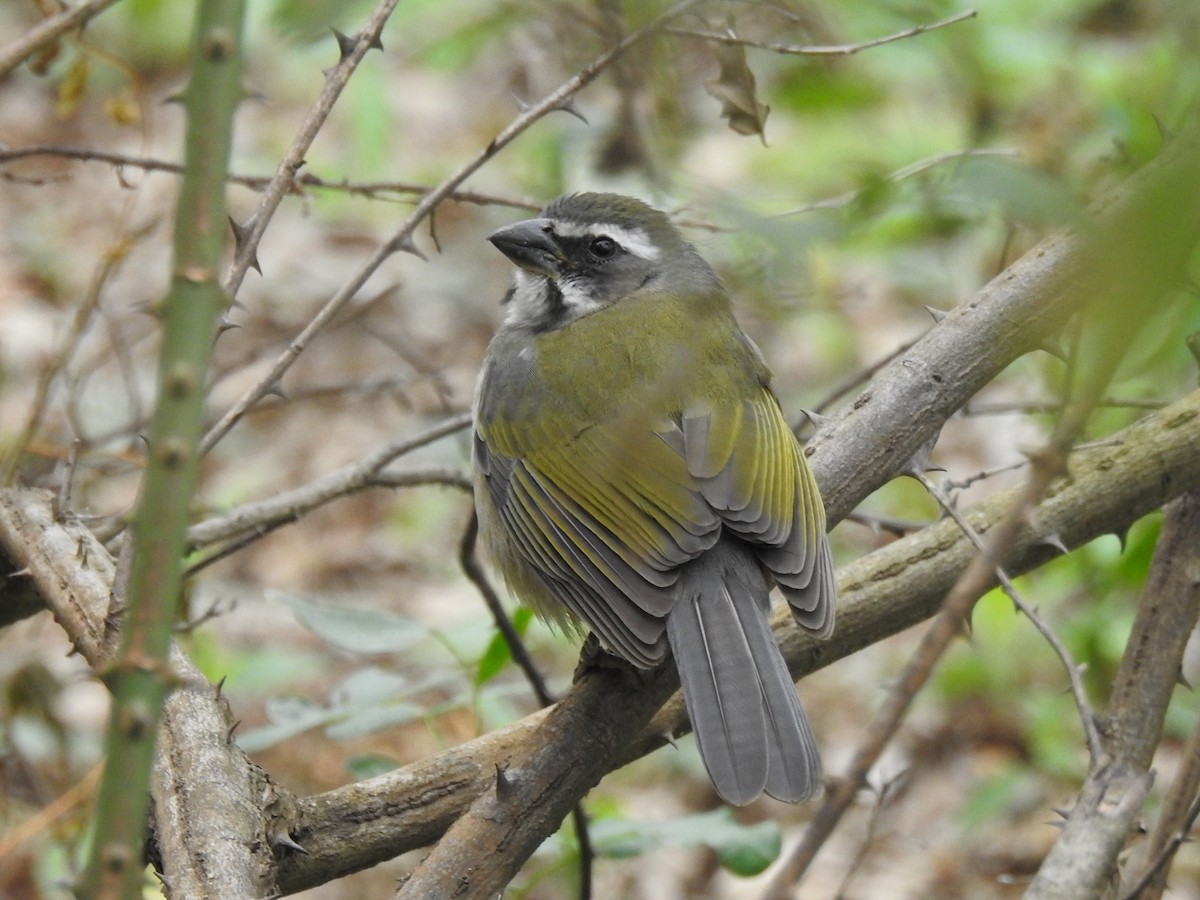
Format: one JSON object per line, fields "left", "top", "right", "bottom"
{"left": 806, "top": 110, "right": 1200, "bottom": 523}
{"left": 276, "top": 389, "right": 1200, "bottom": 895}
{"left": 0, "top": 489, "right": 277, "bottom": 898}
{"left": 1025, "top": 492, "right": 1200, "bottom": 900}
{"left": 390, "top": 113, "right": 1200, "bottom": 898}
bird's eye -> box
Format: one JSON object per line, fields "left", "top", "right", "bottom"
{"left": 589, "top": 236, "right": 618, "bottom": 259}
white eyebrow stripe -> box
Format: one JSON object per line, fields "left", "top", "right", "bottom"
{"left": 552, "top": 221, "right": 661, "bottom": 260}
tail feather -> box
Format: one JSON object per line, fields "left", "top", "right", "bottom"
{"left": 666, "top": 579, "right": 769, "bottom": 804}
{"left": 666, "top": 542, "right": 822, "bottom": 805}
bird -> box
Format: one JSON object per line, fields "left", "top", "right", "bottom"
{"left": 472, "top": 192, "right": 835, "bottom": 805}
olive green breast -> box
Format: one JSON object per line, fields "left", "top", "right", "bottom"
{"left": 479, "top": 289, "right": 770, "bottom": 459}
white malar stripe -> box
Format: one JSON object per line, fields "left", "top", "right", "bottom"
{"left": 502, "top": 269, "right": 605, "bottom": 327}
{"left": 552, "top": 221, "right": 661, "bottom": 260}
{"left": 503, "top": 269, "right": 547, "bottom": 326}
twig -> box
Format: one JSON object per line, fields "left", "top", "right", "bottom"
{"left": 831, "top": 773, "right": 904, "bottom": 899}
{"left": 187, "top": 413, "right": 471, "bottom": 549}
{"left": 668, "top": 10, "right": 978, "bottom": 58}
{"left": 222, "top": 0, "right": 403, "bottom": 299}
{"left": 915, "top": 470, "right": 1103, "bottom": 759}
{"left": 0, "top": 143, "right": 536, "bottom": 209}
{"left": 962, "top": 398, "right": 1166, "bottom": 416}
{"left": 1028, "top": 491, "right": 1200, "bottom": 899}
{"left": 1124, "top": 789, "right": 1200, "bottom": 899}
{"left": 77, "top": 0, "right": 247, "bottom": 893}
{"left": 0, "top": 225, "right": 148, "bottom": 485}
{"left": 200, "top": 0, "right": 702, "bottom": 459}
{"left": 0, "top": 0, "right": 123, "bottom": 78}
{"left": 459, "top": 511, "right": 552, "bottom": 707}
{"left": 772, "top": 148, "right": 1016, "bottom": 217}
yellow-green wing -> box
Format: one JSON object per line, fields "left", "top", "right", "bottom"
{"left": 475, "top": 385, "right": 833, "bottom": 667}
{"left": 679, "top": 387, "right": 835, "bottom": 637}
{"left": 476, "top": 413, "right": 721, "bottom": 666}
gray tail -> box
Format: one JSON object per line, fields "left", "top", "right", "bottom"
{"left": 665, "top": 541, "right": 822, "bottom": 805}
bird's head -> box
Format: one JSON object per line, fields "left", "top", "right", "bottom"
{"left": 488, "top": 192, "right": 718, "bottom": 332}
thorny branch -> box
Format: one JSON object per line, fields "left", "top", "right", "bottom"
{"left": 221, "top": 0, "right": 403, "bottom": 299}
{"left": 197, "top": 0, "right": 705, "bottom": 459}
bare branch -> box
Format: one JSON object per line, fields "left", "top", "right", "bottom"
{"left": 1031, "top": 491, "right": 1200, "bottom": 899}
{"left": 222, "top": 0, "right": 404, "bottom": 299}
{"left": 198, "top": 0, "right": 703, "bottom": 458}
{"left": 667, "top": 9, "right": 977, "bottom": 58}
{"left": 277, "top": 387, "right": 1200, "bottom": 895}
{"left": 915, "top": 471, "right": 1103, "bottom": 759}
{"left": 0, "top": 0, "right": 123, "bottom": 79}
{"left": 186, "top": 412, "right": 471, "bottom": 549}
{"left": 0, "top": 143, "right": 538, "bottom": 210}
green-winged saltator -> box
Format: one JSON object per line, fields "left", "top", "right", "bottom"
{"left": 473, "top": 192, "right": 835, "bottom": 805}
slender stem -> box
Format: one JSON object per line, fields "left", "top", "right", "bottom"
{"left": 76, "top": 1, "right": 245, "bottom": 896}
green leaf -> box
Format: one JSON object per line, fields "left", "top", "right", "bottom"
{"left": 346, "top": 754, "right": 399, "bottom": 780}
{"left": 587, "top": 809, "right": 782, "bottom": 876}
{"left": 237, "top": 667, "right": 462, "bottom": 752}
{"left": 943, "top": 155, "right": 1082, "bottom": 229}
{"left": 274, "top": 591, "right": 430, "bottom": 654}
{"left": 475, "top": 606, "right": 535, "bottom": 686}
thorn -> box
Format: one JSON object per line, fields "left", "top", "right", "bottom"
{"left": 495, "top": 763, "right": 513, "bottom": 801}
{"left": 387, "top": 234, "right": 427, "bottom": 261}
{"left": 1178, "top": 668, "right": 1193, "bottom": 690}
{"left": 331, "top": 27, "right": 356, "bottom": 62}
{"left": 264, "top": 382, "right": 288, "bottom": 401}
{"left": 556, "top": 98, "right": 589, "bottom": 124}
{"left": 1111, "top": 525, "right": 1133, "bottom": 552}
{"left": 1178, "top": 329, "right": 1200, "bottom": 369}
{"left": 215, "top": 675, "right": 227, "bottom": 699}
{"left": 226, "top": 719, "right": 241, "bottom": 743}
{"left": 367, "top": 31, "right": 384, "bottom": 52}
{"left": 662, "top": 730, "right": 678, "bottom": 751}
{"left": 228, "top": 217, "right": 262, "bottom": 274}
{"left": 216, "top": 318, "right": 241, "bottom": 336}
{"left": 1039, "top": 532, "right": 1069, "bottom": 555}
{"left": 903, "top": 430, "right": 942, "bottom": 478}
{"left": 511, "top": 93, "right": 532, "bottom": 113}
{"left": 5, "top": 567, "right": 31, "bottom": 579}
{"left": 270, "top": 827, "right": 309, "bottom": 855}
{"left": 795, "top": 408, "right": 828, "bottom": 429}
{"left": 924, "top": 305, "right": 948, "bottom": 322}
{"left": 1037, "top": 336, "right": 1068, "bottom": 361}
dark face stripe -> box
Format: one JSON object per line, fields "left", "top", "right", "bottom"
{"left": 533, "top": 280, "right": 569, "bottom": 333}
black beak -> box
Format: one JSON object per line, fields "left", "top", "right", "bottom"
{"left": 488, "top": 218, "right": 565, "bottom": 278}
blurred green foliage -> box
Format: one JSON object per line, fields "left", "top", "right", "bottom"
{"left": 5, "top": 0, "right": 1200, "bottom": 894}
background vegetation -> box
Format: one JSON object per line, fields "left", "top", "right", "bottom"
{"left": 2, "top": 0, "right": 1200, "bottom": 897}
